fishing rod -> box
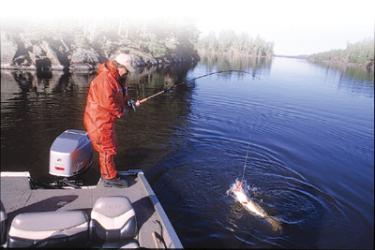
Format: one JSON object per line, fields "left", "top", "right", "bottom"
{"left": 133, "top": 69, "right": 253, "bottom": 107}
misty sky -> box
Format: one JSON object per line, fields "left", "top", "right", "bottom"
{"left": 1, "top": 0, "right": 374, "bottom": 55}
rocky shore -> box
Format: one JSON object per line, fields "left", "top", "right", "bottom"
{"left": 1, "top": 31, "right": 200, "bottom": 73}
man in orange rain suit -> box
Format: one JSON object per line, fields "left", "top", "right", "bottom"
{"left": 83, "top": 53, "right": 140, "bottom": 187}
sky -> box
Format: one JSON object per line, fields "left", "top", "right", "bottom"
{"left": 1, "top": 0, "right": 374, "bottom": 55}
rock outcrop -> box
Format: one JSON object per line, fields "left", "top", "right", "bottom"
{"left": 70, "top": 48, "right": 100, "bottom": 72}
{"left": 1, "top": 32, "right": 19, "bottom": 69}
{"left": 1, "top": 28, "right": 200, "bottom": 72}
{"left": 39, "top": 40, "right": 64, "bottom": 70}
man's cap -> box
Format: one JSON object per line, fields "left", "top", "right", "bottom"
{"left": 113, "top": 53, "right": 135, "bottom": 72}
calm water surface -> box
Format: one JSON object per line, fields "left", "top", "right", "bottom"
{"left": 1, "top": 57, "right": 374, "bottom": 248}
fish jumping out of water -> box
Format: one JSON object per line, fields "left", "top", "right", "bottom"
{"left": 226, "top": 179, "right": 282, "bottom": 232}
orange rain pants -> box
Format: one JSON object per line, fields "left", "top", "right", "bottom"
{"left": 83, "top": 61, "right": 125, "bottom": 180}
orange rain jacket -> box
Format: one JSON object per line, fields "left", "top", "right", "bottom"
{"left": 83, "top": 60, "right": 126, "bottom": 179}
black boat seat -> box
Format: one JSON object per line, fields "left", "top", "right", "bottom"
{"left": 0, "top": 201, "right": 7, "bottom": 245}
{"left": 7, "top": 210, "right": 89, "bottom": 248}
{"left": 90, "top": 196, "right": 137, "bottom": 241}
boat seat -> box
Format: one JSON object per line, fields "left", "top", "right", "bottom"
{"left": 90, "top": 196, "right": 137, "bottom": 242}
{"left": 0, "top": 201, "right": 7, "bottom": 245}
{"left": 7, "top": 210, "right": 89, "bottom": 248}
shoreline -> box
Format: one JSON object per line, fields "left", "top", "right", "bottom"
{"left": 1, "top": 31, "right": 200, "bottom": 74}
{"left": 0, "top": 55, "right": 200, "bottom": 73}
{"left": 308, "top": 59, "right": 374, "bottom": 72}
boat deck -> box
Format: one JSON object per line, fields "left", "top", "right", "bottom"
{"left": 0, "top": 171, "right": 182, "bottom": 248}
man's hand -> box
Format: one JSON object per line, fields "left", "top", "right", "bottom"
{"left": 116, "top": 111, "right": 124, "bottom": 118}
{"left": 127, "top": 99, "right": 139, "bottom": 111}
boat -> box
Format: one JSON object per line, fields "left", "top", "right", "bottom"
{"left": 0, "top": 130, "right": 183, "bottom": 248}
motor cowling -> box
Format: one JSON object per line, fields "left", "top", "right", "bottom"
{"left": 49, "top": 129, "right": 93, "bottom": 178}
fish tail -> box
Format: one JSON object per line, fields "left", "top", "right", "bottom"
{"left": 266, "top": 217, "right": 282, "bottom": 232}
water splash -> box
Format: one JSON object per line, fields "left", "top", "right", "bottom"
{"left": 226, "top": 178, "right": 282, "bottom": 232}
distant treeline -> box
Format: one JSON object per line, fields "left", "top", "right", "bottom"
{"left": 197, "top": 30, "right": 273, "bottom": 58}
{"left": 308, "top": 38, "right": 374, "bottom": 69}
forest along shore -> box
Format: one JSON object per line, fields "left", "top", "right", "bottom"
{"left": 2, "top": 20, "right": 371, "bottom": 74}
{"left": 307, "top": 38, "right": 374, "bottom": 72}
{"left": 1, "top": 21, "right": 275, "bottom": 74}
{"left": 0, "top": 22, "right": 200, "bottom": 73}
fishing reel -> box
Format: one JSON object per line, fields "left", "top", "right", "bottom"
{"left": 127, "top": 99, "right": 137, "bottom": 112}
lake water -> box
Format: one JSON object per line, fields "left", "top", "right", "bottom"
{"left": 1, "top": 57, "right": 373, "bottom": 248}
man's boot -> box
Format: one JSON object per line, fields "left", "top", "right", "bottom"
{"left": 102, "top": 176, "right": 128, "bottom": 188}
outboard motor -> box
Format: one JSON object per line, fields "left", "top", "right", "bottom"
{"left": 0, "top": 201, "right": 7, "bottom": 245}
{"left": 49, "top": 129, "right": 93, "bottom": 187}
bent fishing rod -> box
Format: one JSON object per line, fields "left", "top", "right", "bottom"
{"left": 128, "top": 69, "right": 252, "bottom": 109}
{"left": 29, "top": 70, "right": 253, "bottom": 188}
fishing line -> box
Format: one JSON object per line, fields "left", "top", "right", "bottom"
{"left": 187, "top": 69, "right": 252, "bottom": 82}
{"left": 138, "top": 69, "right": 253, "bottom": 104}
{"left": 240, "top": 142, "right": 251, "bottom": 183}
{"left": 238, "top": 113, "right": 267, "bottom": 184}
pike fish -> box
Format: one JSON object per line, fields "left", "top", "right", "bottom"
{"left": 226, "top": 179, "right": 282, "bottom": 232}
